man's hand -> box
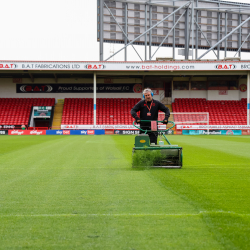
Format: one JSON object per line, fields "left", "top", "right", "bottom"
{"left": 162, "top": 119, "right": 168, "bottom": 125}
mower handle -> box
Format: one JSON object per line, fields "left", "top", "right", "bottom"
{"left": 132, "top": 120, "right": 175, "bottom": 133}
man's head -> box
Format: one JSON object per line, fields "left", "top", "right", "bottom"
{"left": 143, "top": 88, "right": 153, "bottom": 102}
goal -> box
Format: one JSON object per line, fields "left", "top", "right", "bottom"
{"left": 158, "top": 112, "right": 210, "bottom": 133}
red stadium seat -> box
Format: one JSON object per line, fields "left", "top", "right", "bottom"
{"left": 172, "top": 98, "right": 247, "bottom": 125}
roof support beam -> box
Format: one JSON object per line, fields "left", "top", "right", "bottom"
{"left": 234, "top": 32, "right": 250, "bottom": 57}
{"left": 198, "top": 15, "right": 250, "bottom": 60}
{"left": 54, "top": 73, "right": 58, "bottom": 83}
{"left": 194, "top": 19, "right": 217, "bottom": 58}
{"left": 29, "top": 73, "right": 34, "bottom": 83}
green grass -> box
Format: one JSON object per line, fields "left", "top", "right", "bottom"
{"left": 0, "top": 135, "right": 250, "bottom": 249}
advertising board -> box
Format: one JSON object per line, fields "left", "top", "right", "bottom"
{"left": 8, "top": 130, "right": 46, "bottom": 135}
{"left": 114, "top": 130, "right": 140, "bottom": 135}
{"left": 17, "top": 83, "right": 141, "bottom": 93}
{"left": 177, "top": 125, "right": 250, "bottom": 130}
{"left": 105, "top": 129, "right": 114, "bottom": 135}
{"left": 242, "top": 130, "right": 250, "bottom": 135}
{"left": 94, "top": 130, "right": 105, "bottom": 135}
{"left": 46, "top": 130, "right": 63, "bottom": 135}
{"left": 2, "top": 61, "right": 250, "bottom": 72}
{"left": 63, "top": 130, "right": 70, "bottom": 135}
{"left": 0, "top": 130, "right": 8, "bottom": 135}
{"left": 183, "top": 130, "right": 242, "bottom": 135}
{"left": 70, "top": 130, "right": 88, "bottom": 135}
{"left": 61, "top": 124, "right": 166, "bottom": 130}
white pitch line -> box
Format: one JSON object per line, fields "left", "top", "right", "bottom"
{"left": 0, "top": 211, "right": 249, "bottom": 217}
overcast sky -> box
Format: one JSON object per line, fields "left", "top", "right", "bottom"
{"left": 0, "top": 0, "right": 249, "bottom": 62}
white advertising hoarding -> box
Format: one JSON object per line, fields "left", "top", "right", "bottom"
{"left": 0, "top": 61, "right": 250, "bottom": 71}
{"left": 177, "top": 125, "right": 250, "bottom": 130}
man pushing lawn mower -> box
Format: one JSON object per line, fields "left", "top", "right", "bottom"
{"left": 131, "top": 88, "right": 170, "bottom": 145}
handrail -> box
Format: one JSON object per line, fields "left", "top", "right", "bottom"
{"left": 132, "top": 120, "right": 175, "bottom": 133}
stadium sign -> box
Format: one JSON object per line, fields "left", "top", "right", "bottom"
{"left": 1, "top": 61, "right": 250, "bottom": 72}
{"left": 114, "top": 130, "right": 140, "bottom": 135}
{"left": 0, "top": 130, "right": 8, "bottom": 135}
{"left": 61, "top": 124, "right": 136, "bottom": 130}
{"left": 0, "top": 125, "right": 15, "bottom": 129}
{"left": 16, "top": 84, "right": 141, "bottom": 93}
{"left": 183, "top": 130, "right": 242, "bottom": 135}
{"left": 61, "top": 124, "right": 166, "bottom": 130}
{"left": 8, "top": 130, "right": 46, "bottom": 135}
{"left": 177, "top": 125, "right": 250, "bottom": 130}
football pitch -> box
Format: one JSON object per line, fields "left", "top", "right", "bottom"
{"left": 0, "top": 135, "right": 250, "bottom": 249}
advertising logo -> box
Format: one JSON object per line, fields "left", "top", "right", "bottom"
{"left": 182, "top": 125, "right": 193, "bottom": 129}
{"left": 19, "top": 85, "right": 53, "bottom": 93}
{"left": 105, "top": 129, "right": 114, "bottom": 135}
{"left": 239, "top": 84, "right": 247, "bottom": 92}
{"left": 133, "top": 83, "right": 142, "bottom": 93}
{"left": 226, "top": 130, "right": 234, "bottom": 135}
{"left": 29, "top": 130, "right": 44, "bottom": 135}
{"left": 10, "top": 130, "right": 24, "bottom": 135}
{"left": 0, "top": 63, "right": 17, "bottom": 69}
{"left": 122, "top": 130, "right": 140, "bottom": 135}
{"left": 81, "top": 130, "right": 87, "bottom": 135}
{"left": 84, "top": 64, "right": 106, "bottom": 70}
{"left": 65, "top": 125, "right": 76, "bottom": 129}
{"left": 215, "top": 64, "right": 236, "bottom": 70}
{"left": 87, "top": 130, "right": 95, "bottom": 135}
{"left": 63, "top": 130, "right": 70, "bottom": 135}
{"left": 56, "top": 131, "right": 63, "bottom": 135}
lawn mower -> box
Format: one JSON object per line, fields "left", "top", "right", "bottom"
{"left": 132, "top": 120, "right": 183, "bottom": 168}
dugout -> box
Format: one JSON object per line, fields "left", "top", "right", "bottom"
{"left": 0, "top": 60, "right": 249, "bottom": 127}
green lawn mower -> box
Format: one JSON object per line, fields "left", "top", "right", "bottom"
{"left": 132, "top": 120, "right": 183, "bottom": 168}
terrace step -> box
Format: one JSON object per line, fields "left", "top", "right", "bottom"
{"left": 52, "top": 103, "right": 64, "bottom": 129}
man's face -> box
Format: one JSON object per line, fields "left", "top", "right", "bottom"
{"left": 144, "top": 91, "right": 153, "bottom": 102}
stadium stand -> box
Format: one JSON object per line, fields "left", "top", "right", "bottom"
{"left": 172, "top": 98, "right": 247, "bottom": 125}
{"left": 61, "top": 98, "right": 141, "bottom": 125}
{"left": 0, "top": 98, "right": 55, "bottom": 126}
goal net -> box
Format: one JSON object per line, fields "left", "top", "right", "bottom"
{"left": 158, "top": 112, "right": 209, "bottom": 133}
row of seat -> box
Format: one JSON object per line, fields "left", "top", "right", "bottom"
{"left": 62, "top": 98, "right": 141, "bottom": 125}
{"left": 0, "top": 98, "right": 55, "bottom": 126}
{"left": 173, "top": 98, "right": 248, "bottom": 125}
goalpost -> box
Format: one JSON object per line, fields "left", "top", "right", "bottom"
{"left": 159, "top": 112, "right": 210, "bottom": 134}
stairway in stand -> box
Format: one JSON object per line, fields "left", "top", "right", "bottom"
{"left": 52, "top": 99, "right": 64, "bottom": 130}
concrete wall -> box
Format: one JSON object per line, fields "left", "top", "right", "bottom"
{"left": 172, "top": 90, "right": 207, "bottom": 101}
{"left": 172, "top": 78, "right": 248, "bottom": 101}
{"left": 239, "top": 79, "right": 247, "bottom": 99}
{"left": 207, "top": 90, "right": 240, "bottom": 100}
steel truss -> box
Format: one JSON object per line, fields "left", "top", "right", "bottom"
{"left": 99, "top": 0, "right": 250, "bottom": 61}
